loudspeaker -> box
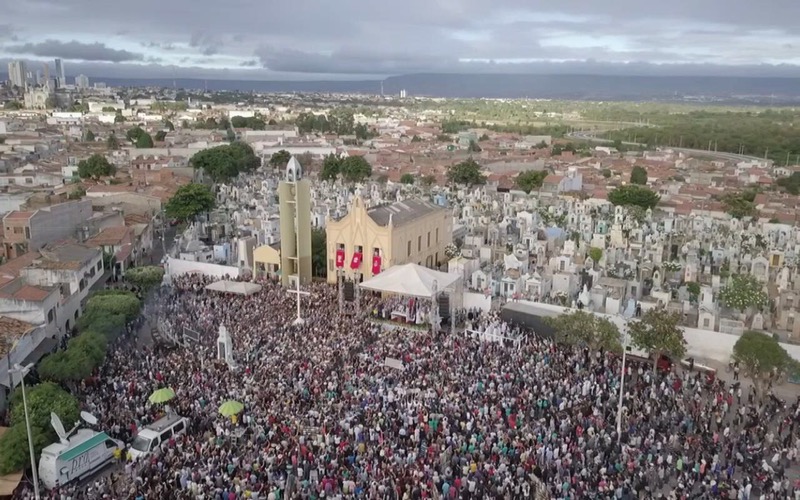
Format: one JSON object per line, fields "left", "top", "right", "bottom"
{"left": 438, "top": 295, "right": 450, "bottom": 319}
{"left": 344, "top": 281, "right": 355, "bottom": 302}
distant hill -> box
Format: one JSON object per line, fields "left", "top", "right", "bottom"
{"left": 13, "top": 73, "right": 800, "bottom": 101}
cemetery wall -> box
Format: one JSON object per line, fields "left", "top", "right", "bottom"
{"left": 166, "top": 257, "right": 240, "bottom": 279}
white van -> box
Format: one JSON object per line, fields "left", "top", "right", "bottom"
{"left": 129, "top": 413, "right": 189, "bottom": 460}
{"left": 38, "top": 429, "right": 122, "bottom": 490}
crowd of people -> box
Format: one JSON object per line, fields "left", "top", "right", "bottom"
{"left": 15, "top": 274, "right": 800, "bottom": 499}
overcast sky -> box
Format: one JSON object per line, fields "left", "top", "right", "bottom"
{"left": 3, "top": 0, "right": 800, "bottom": 80}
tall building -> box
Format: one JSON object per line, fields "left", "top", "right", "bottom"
{"left": 54, "top": 58, "right": 65, "bottom": 87}
{"left": 75, "top": 74, "right": 89, "bottom": 89}
{"left": 278, "top": 157, "right": 312, "bottom": 287}
{"left": 7, "top": 60, "right": 26, "bottom": 88}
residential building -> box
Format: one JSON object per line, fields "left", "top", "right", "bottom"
{"left": 0, "top": 316, "right": 54, "bottom": 407}
{"left": 74, "top": 74, "right": 89, "bottom": 89}
{"left": 7, "top": 60, "right": 26, "bottom": 88}
{"left": 325, "top": 197, "right": 453, "bottom": 284}
{"left": 0, "top": 277, "right": 60, "bottom": 333}
{"left": 85, "top": 225, "right": 135, "bottom": 277}
{"left": 1, "top": 200, "right": 93, "bottom": 260}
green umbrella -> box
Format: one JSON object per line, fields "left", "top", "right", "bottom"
{"left": 148, "top": 387, "right": 176, "bottom": 404}
{"left": 218, "top": 400, "right": 244, "bottom": 417}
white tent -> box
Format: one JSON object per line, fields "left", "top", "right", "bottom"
{"left": 205, "top": 280, "right": 263, "bottom": 296}
{"left": 359, "top": 263, "right": 460, "bottom": 298}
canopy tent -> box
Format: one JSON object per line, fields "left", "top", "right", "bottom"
{"left": 205, "top": 280, "right": 263, "bottom": 296}
{"left": 359, "top": 263, "right": 460, "bottom": 298}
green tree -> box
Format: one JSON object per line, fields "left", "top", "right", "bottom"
{"left": 515, "top": 170, "right": 548, "bottom": 194}
{"left": 420, "top": 174, "right": 437, "bottom": 188}
{"left": 9, "top": 382, "right": 80, "bottom": 445}
{"left": 547, "top": 310, "right": 622, "bottom": 352}
{"left": 85, "top": 291, "right": 141, "bottom": 321}
{"left": 411, "top": 135, "right": 422, "bottom": 143}
{"left": 269, "top": 150, "right": 292, "bottom": 169}
{"left": 588, "top": 247, "right": 603, "bottom": 267}
{"left": 154, "top": 130, "right": 168, "bottom": 142}
{"left": 164, "top": 119, "right": 175, "bottom": 131}
{"left": 101, "top": 106, "right": 117, "bottom": 112}
{"left": 339, "top": 156, "right": 372, "bottom": 183}
{"left": 478, "top": 133, "right": 490, "bottom": 141}
{"left": 76, "top": 310, "right": 126, "bottom": 339}
{"left": 38, "top": 331, "right": 108, "bottom": 384}
{"left": 114, "top": 111, "right": 126, "bottom": 123}
{"left": 3, "top": 100, "right": 23, "bottom": 110}
{"left": 125, "top": 266, "right": 165, "bottom": 291}
{"left": 77, "top": 154, "right": 116, "bottom": 179}
{"left": 106, "top": 133, "right": 119, "bottom": 150}
{"left": 311, "top": 228, "right": 327, "bottom": 278}
{"left": 607, "top": 184, "right": 660, "bottom": 209}
{"left": 722, "top": 192, "right": 758, "bottom": 219}
{"left": 84, "top": 130, "right": 96, "bottom": 142}
{"left": 628, "top": 307, "right": 687, "bottom": 372}
{"left": 165, "top": 183, "right": 216, "bottom": 221}
{"left": 602, "top": 168, "right": 612, "bottom": 178}
{"left": 320, "top": 154, "right": 342, "bottom": 181}
{"left": 400, "top": 173, "right": 415, "bottom": 185}
{"left": 629, "top": 166, "right": 648, "bottom": 185}
{"left": 718, "top": 274, "right": 768, "bottom": 321}
{"left": 68, "top": 186, "right": 86, "bottom": 199}
{"left": 733, "top": 331, "right": 796, "bottom": 399}
{"left": 0, "top": 422, "right": 50, "bottom": 474}
{"left": 686, "top": 282, "right": 701, "bottom": 303}
{"left": 446, "top": 158, "right": 486, "bottom": 186}
{"left": 467, "top": 139, "right": 482, "bottom": 153}
{"left": 190, "top": 143, "right": 260, "bottom": 182}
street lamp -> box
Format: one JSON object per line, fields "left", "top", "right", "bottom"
{"left": 9, "top": 363, "right": 40, "bottom": 500}
{"left": 616, "top": 299, "right": 636, "bottom": 445}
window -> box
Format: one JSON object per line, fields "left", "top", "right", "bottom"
{"left": 7, "top": 179, "right": 14, "bottom": 185}
{"left": 79, "top": 279, "right": 86, "bottom": 292}
{"left": 355, "top": 245, "right": 363, "bottom": 254}
{"left": 417, "top": 236, "right": 421, "bottom": 252}
{"left": 24, "top": 227, "right": 30, "bottom": 239}
{"left": 407, "top": 241, "right": 411, "bottom": 256}
{"left": 427, "top": 232, "right": 431, "bottom": 247}
{"left": 436, "top": 228, "right": 439, "bottom": 243}
{"left": 160, "top": 428, "right": 173, "bottom": 440}
{"left": 47, "top": 308, "right": 55, "bottom": 323}
{"left": 25, "top": 178, "right": 33, "bottom": 184}
{"left": 337, "top": 243, "right": 345, "bottom": 251}
{"left": 97, "top": 262, "right": 102, "bottom": 271}
{"left": 13, "top": 227, "right": 22, "bottom": 234}
{"left": 703, "top": 318, "right": 710, "bottom": 328}
{"left": 173, "top": 421, "right": 184, "bottom": 434}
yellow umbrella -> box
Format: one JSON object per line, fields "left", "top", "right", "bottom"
{"left": 148, "top": 387, "right": 176, "bottom": 404}
{"left": 218, "top": 400, "right": 244, "bottom": 417}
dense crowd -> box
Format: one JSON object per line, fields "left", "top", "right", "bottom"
{"left": 15, "top": 275, "right": 800, "bottom": 499}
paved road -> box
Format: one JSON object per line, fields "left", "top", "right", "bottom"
{"left": 567, "top": 131, "right": 766, "bottom": 163}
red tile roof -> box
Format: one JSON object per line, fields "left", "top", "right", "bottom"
{"left": 3, "top": 211, "right": 35, "bottom": 221}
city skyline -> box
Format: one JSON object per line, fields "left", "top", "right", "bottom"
{"left": 2, "top": 1, "right": 800, "bottom": 80}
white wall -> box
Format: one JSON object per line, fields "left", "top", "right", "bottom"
{"left": 463, "top": 292, "right": 491, "bottom": 312}
{"left": 166, "top": 257, "right": 240, "bottom": 279}
{"left": 512, "top": 300, "right": 800, "bottom": 363}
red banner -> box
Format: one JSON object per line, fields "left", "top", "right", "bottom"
{"left": 335, "top": 249, "right": 345, "bottom": 268}
{"left": 350, "top": 252, "right": 363, "bottom": 269}
{"left": 372, "top": 253, "right": 382, "bottom": 274}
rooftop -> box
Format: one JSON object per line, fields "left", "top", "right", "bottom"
{"left": 85, "top": 226, "right": 131, "bottom": 247}
{"left": 367, "top": 198, "right": 444, "bottom": 228}
{"left": 3, "top": 211, "right": 35, "bottom": 221}
{"left": 0, "top": 316, "right": 37, "bottom": 357}
{"left": 33, "top": 243, "right": 99, "bottom": 271}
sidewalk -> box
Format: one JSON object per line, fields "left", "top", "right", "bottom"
{"left": 683, "top": 357, "right": 800, "bottom": 401}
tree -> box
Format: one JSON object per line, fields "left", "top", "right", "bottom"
{"left": 320, "top": 154, "right": 342, "bottom": 181}
{"left": 467, "top": 139, "right": 482, "bottom": 153}
{"left": 311, "top": 228, "right": 327, "bottom": 278}
{"left": 446, "top": 158, "right": 486, "bottom": 186}
{"left": 547, "top": 310, "right": 622, "bottom": 352}
{"left": 515, "top": 170, "right": 548, "bottom": 194}
{"left": 269, "top": 150, "right": 292, "bottom": 169}
{"left": 38, "top": 331, "right": 108, "bottom": 384}
{"left": 607, "top": 185, "right": 660, "bottom": 209}
{"left": 164, "top": 119, "right": 175, "bottom": 131}
{"left": 339, "top": 156, "right": 372, "bottom": 183}
{"left": 629, "top": 166, "right": 648, "bottom": 185}
{"left": 686, "top": 282, "right": 701, "bottom": 304}
{"left": 602, "top": 168, "right": 612, "bottom": 178}
{"left": 190, "top": 143, "right": 260, "bottom": 182}
{"left": 722, "top": 192, "right": 758, "bottom": 219}
{"left": 125, "top": 266, "right": 165, "bottom": 291}
{"left": 77, "top": 154, "right": 116, "bottom": 179}
{"left": 411, "top": 135, "right": 422, "bottom": 143}
{"left": 444, "top": 243, "right": 461, "bottom": 259}
{"left": 11, "top": 382, "right": 80, "bottom": 442}
{"left": 420, "top": 174, "right": 437, "bottom": 188}
{"left": 85, "top": 291, "right": 141, "bottom": 321}
{"left": 165, "top": 183, "right": 216, "bottom": 221}
{"left": 588, "top": 247, "right": 603, "bottom": 267}
{"left": 68, "top": 186, "right": 86, "bottom": 199}
{"left": 478, "top": 133, "right": 490, "bottom": 141}
{"left": 84, "top": 130, "right": 96, "bottom": 142}
{"left": 0, "top": 421, "right": 50, "bottom": 474}
{"left": 154, "top": 130, "right": 168, "bottom": 142}
{"left": 114, "top": 111, "right": 126, "bottom": 123}
{"left": 106, "top": 133, "right": 119, "bottom": 150}
{"left": 627, "top": 307, "right": 687, "bottom": 372}
{"left": 400, "top": 173, "right": 415, "bottom": 185}
{"left": 76, "top": 310, "right": 126, "bottom": 339}
{"left": 718, "top": 274, "right": 768, "bottom": 321}
{"left": 733, "top": 331, "right": 795, "bottom": 400}
{"left": 3, "top": 100, "right": 23, "bottom": 110}
{"left": 127, "top": 127, "right": 154, "bottom": 148}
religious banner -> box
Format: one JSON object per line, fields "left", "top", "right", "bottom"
{"left": 335, "top": 248, "right": 345, "bottom": 268}
{"left": 372, "top": 252, "right": 382, "bottom": 275}
{"left": 350, "top": 251, "right": 363, "bottom": 269}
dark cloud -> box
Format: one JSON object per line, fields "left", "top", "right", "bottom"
{"left": 189, "top": 31, "right": 223, "bottom": 56}
{"left": 6, "top": 39, "right": 144, "bottom": 63}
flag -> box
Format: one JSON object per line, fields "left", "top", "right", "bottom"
{"left": 372, "top": 253, "right": 382, "bottom": 274}
{"left": 335, "top": 249, "right": 345, "bottom": 268}
{"left": 350, "top": 251, "right": 362, "bottom": 269}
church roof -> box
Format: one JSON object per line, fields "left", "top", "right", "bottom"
{"left": 367, "top": 198, "right": 443, "bottom": 228}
